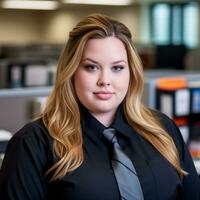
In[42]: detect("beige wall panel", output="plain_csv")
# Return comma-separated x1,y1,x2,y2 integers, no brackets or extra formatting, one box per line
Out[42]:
36,5,140,44
0,10,43,44
41,10,79,43
0,6,140,44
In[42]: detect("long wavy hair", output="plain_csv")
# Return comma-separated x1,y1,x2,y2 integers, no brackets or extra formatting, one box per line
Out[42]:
42,13,186,181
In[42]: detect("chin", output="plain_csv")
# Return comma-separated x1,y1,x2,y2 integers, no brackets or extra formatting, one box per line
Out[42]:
93,106,117,114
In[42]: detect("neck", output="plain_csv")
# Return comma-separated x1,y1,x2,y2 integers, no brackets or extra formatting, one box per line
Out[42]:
90,111,116,127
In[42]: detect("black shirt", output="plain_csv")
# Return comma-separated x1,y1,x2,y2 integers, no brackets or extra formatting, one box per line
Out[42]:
0,107,199,200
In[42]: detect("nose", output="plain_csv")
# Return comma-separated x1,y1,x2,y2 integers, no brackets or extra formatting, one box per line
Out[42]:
97,71,111,87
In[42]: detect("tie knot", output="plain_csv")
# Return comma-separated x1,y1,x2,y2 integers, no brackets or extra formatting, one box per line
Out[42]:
102,128,117,144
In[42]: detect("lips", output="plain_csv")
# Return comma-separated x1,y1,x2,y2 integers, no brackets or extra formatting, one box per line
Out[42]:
93,92,114,100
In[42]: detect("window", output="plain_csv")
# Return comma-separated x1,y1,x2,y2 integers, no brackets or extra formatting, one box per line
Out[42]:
151,2,199,48
183,3,199,48
172,5,182,45
152,4,170,44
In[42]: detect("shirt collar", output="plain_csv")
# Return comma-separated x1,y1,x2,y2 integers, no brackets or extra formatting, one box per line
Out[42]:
80,104,134,141
111,104,134,138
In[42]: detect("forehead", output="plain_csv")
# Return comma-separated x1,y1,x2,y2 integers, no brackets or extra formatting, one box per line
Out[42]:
82,36,127,60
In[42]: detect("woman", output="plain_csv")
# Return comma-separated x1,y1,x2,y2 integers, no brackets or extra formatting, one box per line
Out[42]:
0,14,199,200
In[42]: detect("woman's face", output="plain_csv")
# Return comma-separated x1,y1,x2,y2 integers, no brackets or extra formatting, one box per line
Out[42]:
74,36,130,122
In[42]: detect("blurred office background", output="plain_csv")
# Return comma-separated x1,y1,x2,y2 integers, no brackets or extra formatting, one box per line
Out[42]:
0,0,200,172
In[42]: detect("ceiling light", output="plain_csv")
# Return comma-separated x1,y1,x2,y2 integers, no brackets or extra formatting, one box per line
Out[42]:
2,0,59,10
62,0,132,6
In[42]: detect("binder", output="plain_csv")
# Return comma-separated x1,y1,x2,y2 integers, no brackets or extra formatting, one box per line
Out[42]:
7,62,25,88
10,65,22,88
190,121,200,141
0,129,12,153
156,77,190,118
174,89,190,116
25,64,49,87
189,141,200,161
188,82,200,114
174,118,189,143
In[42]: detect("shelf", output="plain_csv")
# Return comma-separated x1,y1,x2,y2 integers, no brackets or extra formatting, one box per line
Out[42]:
0,86,52,98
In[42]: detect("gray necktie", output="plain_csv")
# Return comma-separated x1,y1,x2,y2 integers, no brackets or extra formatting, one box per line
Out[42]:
103,128,144,200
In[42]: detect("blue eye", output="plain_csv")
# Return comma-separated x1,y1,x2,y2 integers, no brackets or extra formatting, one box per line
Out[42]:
84,64,98,71
112,66,124,72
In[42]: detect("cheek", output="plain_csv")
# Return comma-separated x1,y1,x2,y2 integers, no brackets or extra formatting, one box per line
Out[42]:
116,72,130,92
74,71,93,93
74,74,84,93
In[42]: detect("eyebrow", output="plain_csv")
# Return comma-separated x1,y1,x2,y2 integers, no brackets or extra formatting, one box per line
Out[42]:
82,58,127,64
82,58,99,64
112,60,127,64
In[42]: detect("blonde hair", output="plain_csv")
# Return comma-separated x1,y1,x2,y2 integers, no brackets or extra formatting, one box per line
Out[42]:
42,13,186,181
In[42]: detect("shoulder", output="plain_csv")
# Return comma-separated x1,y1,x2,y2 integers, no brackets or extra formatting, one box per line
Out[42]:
151,109,183,139
151,109,179,132
8,118,52,154
0,119,52,199
150,108,185,159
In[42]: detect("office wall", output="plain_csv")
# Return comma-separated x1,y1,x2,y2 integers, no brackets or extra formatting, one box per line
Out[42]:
0,10,43,44
0,5,140,44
